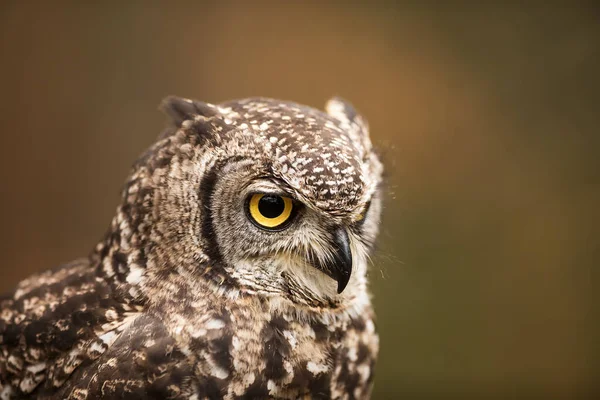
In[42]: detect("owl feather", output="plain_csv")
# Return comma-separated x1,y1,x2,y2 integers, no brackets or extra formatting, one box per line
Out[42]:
0,97,382,399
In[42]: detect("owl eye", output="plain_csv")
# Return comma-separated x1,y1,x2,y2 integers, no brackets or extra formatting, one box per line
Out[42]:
355,200,371,224
247,193,295,230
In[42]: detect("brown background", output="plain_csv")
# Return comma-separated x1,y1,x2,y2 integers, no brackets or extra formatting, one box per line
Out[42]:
0,1,598,398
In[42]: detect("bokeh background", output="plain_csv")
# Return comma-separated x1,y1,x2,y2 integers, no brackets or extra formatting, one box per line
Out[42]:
1,1,598,398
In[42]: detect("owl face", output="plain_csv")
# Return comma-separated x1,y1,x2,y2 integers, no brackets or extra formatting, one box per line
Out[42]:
140,97,382,308
208,163,382,305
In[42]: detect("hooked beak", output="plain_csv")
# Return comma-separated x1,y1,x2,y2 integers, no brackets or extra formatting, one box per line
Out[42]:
319,227,353,294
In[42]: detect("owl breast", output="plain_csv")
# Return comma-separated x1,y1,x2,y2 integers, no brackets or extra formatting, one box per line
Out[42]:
157,291,378,399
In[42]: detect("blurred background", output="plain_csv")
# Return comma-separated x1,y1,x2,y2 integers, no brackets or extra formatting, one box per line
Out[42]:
1,1,598,398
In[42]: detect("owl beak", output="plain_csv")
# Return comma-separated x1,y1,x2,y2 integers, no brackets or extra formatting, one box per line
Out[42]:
327,227,353,294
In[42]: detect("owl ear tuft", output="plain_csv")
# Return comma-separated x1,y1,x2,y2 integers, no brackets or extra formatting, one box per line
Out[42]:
160,96,219,128
325,97,369,137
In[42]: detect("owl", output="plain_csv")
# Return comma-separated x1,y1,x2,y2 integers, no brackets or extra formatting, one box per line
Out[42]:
0,96,383,399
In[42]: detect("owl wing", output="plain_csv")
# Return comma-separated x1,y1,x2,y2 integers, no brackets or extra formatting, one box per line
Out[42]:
0,259,144,398
49,313,194,399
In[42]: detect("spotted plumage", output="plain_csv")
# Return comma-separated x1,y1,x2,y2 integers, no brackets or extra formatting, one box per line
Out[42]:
1,96,383,399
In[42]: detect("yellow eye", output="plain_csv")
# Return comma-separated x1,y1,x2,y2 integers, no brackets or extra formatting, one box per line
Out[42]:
355,201,371,224
247,193,294,230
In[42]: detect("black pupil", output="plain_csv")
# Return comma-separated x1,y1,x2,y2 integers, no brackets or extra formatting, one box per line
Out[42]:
258,195,285,218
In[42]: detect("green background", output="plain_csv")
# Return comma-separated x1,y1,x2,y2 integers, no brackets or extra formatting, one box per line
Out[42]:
0,2,597,398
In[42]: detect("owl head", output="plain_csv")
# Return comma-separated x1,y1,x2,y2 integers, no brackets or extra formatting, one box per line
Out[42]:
111,97,383,310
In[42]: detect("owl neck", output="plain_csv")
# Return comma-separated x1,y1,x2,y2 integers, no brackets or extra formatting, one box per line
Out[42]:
90,244,372,327
138,259,374,326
